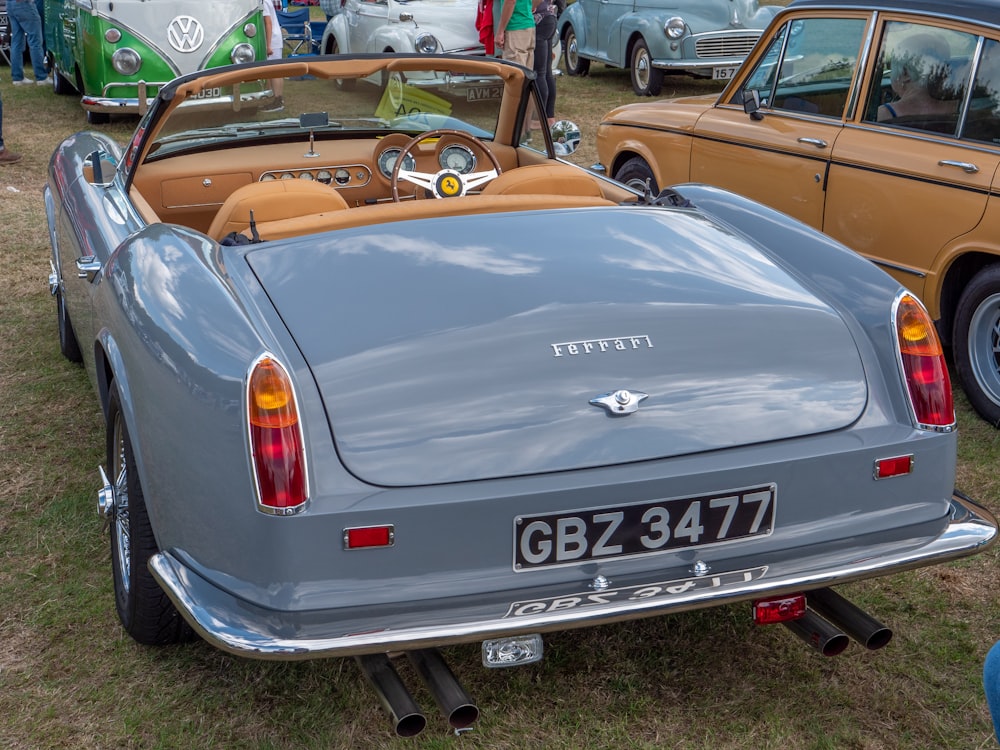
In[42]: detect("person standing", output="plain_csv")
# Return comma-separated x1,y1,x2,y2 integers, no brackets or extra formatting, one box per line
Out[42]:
261,0,285,109
9,0,48,86
494,0,534,68
532,0,557,127
0,90,23,164
987,640,1000,743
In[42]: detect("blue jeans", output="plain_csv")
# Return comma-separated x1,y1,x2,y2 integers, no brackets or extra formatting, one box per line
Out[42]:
987,640,1000,743
9,0,47,82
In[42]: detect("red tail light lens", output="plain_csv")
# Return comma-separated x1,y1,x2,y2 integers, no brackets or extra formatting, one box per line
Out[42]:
753,594,807,625
894,294,954,430
248,355,308,514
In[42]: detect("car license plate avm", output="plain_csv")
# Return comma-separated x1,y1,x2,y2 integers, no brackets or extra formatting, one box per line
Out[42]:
467,85,502,102
712,65,738,80
514,484,775,571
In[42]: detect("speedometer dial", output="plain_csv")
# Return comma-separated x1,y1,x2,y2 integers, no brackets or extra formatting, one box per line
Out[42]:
378,147,416,178
439,144,476,174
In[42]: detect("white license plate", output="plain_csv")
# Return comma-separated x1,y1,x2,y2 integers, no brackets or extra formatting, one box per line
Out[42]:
513,484,775,570
712,66,739,80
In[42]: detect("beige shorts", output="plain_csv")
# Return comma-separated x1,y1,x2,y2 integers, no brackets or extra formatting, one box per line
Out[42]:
503,28,536,69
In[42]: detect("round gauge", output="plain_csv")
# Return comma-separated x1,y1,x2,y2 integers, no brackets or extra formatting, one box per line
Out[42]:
439,144,476,174
334,168,350,185
260,172,276,181
281,172,296,180
316,169,333,184
298,171,314,180
378,147,416,178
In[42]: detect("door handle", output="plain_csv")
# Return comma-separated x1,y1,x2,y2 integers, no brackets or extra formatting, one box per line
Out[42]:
938,159,979,174
76,256,102,283
797,137,828,148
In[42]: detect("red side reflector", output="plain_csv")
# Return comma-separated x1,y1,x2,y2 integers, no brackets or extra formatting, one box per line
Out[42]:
344,525,394,550
874,454,913,480
753,594,807,625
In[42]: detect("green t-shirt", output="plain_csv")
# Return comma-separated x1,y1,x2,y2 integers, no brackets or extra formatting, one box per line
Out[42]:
494,0,535,33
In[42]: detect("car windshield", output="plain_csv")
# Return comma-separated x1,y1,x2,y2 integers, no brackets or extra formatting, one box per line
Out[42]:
147,60,507,160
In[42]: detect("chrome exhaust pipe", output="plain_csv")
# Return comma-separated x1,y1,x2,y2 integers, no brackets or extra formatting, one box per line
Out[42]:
407,648,480,730
808,587,893,650
355,654,427,738
783,609,850,656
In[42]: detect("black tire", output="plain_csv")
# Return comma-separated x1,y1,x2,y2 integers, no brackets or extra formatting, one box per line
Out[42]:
329,38,356,90
55,287,83,363
953,265,1000,426
562,26,590,76
107,387,194,645
614,156,659,194
630,38,663,97
86,110,111,125
48,55,77,95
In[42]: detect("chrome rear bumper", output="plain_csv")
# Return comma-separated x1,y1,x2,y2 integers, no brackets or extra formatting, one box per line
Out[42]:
149,491,997,660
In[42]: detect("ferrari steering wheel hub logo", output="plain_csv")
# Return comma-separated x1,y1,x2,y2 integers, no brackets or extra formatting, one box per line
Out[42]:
436,171,463,198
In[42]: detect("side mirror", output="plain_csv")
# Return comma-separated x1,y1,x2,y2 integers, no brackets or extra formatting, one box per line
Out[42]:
743,89,765,121
550,119,581,155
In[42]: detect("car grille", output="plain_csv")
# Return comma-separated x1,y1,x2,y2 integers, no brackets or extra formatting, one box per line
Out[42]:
695,34,760,60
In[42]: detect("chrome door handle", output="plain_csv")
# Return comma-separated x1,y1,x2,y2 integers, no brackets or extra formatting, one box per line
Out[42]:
797,137,827,148
938,159,979,174
76,256,102,283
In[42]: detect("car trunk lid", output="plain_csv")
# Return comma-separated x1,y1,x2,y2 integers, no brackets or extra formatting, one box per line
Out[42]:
246,206,868,486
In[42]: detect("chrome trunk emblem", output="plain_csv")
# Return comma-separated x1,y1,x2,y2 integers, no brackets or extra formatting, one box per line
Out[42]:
589,389,648,416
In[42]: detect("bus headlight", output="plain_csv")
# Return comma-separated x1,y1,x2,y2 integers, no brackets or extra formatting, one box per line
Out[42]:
112,48,142,76
231,43,256,64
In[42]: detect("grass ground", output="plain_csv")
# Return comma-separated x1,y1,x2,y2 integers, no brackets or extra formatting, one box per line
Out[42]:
0,52,998,749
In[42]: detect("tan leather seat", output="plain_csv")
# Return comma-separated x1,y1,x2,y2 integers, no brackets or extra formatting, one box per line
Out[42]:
207,180,349,241
480,163,606,198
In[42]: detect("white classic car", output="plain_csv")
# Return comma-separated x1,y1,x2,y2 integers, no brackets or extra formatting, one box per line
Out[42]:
319,0,485,59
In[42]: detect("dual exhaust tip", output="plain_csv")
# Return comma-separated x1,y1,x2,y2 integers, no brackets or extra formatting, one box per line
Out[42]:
359,588,889,735
356,648,478,738
783,587,893,657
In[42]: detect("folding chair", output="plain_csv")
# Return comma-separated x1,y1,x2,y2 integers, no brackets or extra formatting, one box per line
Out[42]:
277,7,318,57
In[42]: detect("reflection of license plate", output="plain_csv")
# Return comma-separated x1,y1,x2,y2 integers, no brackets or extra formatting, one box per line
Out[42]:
467,85,502,102
505,566,769,617
712,66,738,80
191,87,223,100
513,484,775,571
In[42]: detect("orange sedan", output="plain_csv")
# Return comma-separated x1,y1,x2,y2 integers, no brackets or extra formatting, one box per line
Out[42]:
597,0,1000,426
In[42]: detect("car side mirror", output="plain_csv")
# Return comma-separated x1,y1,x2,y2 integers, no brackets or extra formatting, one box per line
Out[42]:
743,89,765,121
550,119,581,155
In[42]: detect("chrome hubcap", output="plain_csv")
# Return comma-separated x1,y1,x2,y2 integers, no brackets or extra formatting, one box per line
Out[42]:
969,292,1000,407
635,49,650,90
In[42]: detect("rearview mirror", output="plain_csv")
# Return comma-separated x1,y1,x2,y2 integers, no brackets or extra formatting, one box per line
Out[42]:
300,112,330,129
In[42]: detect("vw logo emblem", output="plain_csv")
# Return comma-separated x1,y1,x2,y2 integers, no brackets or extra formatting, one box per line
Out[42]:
167,16,205,53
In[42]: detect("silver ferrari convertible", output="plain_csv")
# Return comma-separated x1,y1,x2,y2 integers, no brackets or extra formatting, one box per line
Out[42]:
45,53,997,736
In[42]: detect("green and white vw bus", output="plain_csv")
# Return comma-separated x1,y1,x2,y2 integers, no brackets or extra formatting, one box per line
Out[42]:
44,0,268,123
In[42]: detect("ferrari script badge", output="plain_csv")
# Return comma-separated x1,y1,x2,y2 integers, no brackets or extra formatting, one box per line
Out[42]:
589,389,648,416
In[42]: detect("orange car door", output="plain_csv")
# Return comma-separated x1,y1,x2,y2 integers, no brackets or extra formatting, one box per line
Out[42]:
825,21,1000,301
691,15,870,229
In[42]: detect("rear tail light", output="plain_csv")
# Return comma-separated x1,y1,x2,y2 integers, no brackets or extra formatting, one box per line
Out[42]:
753,594,807,624
247,354,308,515
893,293,954,431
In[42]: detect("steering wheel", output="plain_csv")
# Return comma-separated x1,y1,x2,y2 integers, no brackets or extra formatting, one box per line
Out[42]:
390,129,503,201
